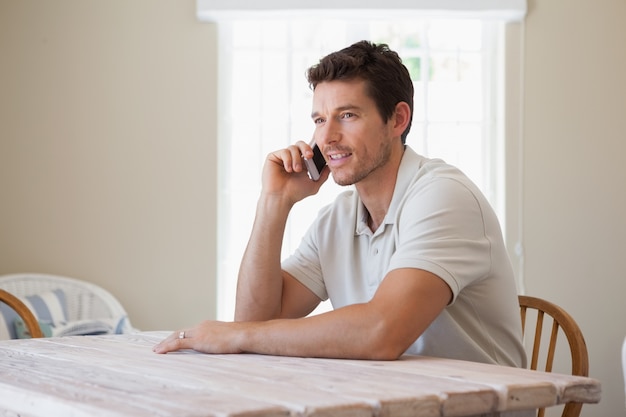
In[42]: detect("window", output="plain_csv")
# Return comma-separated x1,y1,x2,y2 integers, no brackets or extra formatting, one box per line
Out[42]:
214,18,509,320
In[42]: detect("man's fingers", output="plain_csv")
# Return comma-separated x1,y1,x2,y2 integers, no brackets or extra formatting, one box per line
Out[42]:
153,329,190,354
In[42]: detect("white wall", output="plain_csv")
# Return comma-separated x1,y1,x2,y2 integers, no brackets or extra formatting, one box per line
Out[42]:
0,0,625,415
0,0,218,331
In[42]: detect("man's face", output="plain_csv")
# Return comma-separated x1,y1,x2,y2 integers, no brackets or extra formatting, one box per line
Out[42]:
311,79,395,186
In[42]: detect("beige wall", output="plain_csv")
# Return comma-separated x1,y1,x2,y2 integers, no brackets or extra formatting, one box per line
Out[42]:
519,1,626,416
1,0,625,416
0,0,218,331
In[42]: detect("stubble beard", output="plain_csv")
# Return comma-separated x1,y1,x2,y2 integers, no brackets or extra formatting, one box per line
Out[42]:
332,139,393,187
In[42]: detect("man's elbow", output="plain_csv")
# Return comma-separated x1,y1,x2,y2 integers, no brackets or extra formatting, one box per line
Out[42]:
368,348,404,361
365,327,414,360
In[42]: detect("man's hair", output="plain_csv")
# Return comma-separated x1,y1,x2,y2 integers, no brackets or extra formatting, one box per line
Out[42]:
306,40,414,144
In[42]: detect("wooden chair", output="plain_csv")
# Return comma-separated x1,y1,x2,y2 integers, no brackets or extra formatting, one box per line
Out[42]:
0,289,44,338
519,295,589,417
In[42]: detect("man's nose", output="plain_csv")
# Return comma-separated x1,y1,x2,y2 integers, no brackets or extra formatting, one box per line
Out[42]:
317,119,340,146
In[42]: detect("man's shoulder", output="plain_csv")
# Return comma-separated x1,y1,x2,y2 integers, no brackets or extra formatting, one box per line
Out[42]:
400,150,481,201
318,188,358,219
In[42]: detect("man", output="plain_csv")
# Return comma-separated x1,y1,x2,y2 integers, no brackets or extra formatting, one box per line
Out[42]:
155,41,526,367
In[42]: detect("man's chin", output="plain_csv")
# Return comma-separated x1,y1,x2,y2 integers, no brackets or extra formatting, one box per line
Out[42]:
332,171,366,187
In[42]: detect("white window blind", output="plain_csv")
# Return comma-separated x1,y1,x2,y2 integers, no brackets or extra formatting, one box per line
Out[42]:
202,4,525,321
197,0,527,21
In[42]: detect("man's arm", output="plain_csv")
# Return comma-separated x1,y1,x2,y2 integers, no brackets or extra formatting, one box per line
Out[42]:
154,268,452,360
234,142,330,322
235,194,322,321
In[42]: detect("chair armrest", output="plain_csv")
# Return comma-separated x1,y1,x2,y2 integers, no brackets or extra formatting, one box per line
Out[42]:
0,289,44,338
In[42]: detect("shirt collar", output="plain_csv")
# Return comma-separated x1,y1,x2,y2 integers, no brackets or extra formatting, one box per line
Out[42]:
354,146,421,236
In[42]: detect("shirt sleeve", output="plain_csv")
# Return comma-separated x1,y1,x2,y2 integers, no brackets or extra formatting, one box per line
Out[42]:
282,208,330,301
387,176,493,303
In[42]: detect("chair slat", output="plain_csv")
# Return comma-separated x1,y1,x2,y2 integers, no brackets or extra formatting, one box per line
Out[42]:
530,310,544,371
519,295,589,417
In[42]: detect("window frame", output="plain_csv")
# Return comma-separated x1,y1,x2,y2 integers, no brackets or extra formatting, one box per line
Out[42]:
210,15,525,321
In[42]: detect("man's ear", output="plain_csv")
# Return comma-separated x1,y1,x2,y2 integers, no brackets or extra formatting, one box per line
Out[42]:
392,102,411,136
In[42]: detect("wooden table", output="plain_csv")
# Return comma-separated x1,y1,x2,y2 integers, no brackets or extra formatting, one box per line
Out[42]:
0,332,600,417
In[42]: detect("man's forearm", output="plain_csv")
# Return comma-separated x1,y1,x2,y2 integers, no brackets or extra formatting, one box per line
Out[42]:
235,194,293,321
236,304,404,360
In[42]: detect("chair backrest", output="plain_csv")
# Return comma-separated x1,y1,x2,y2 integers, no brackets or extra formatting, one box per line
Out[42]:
0,273,134,340
0,289,44,338
519,295,589,417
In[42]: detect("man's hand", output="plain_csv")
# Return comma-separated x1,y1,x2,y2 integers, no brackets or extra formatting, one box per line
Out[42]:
153,321,246,354
262,141,330,206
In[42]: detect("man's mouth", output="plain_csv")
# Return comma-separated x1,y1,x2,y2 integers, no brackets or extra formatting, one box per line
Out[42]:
329,153,351,160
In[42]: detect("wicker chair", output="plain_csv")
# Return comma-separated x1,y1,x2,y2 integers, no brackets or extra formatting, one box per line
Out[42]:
0,273,134,340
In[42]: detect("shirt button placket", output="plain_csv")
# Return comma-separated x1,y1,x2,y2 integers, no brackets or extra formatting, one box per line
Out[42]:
367,237,380,287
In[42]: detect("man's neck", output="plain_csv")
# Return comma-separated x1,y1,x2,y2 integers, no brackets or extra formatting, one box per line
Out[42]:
356,143,405,232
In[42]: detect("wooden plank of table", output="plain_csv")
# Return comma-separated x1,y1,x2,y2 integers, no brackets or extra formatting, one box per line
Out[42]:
0,335,443,417
207,351,499,417
0,332,495,417
2,338,371,417
0,332,601,417
157,333,507,417
315,354,601,412
0,334,303,417
0,333,413,417
0,342,291,417
219,350,545,416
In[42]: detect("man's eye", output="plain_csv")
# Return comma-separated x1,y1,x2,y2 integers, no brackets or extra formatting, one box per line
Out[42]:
341,112,355,119
314,118,325,124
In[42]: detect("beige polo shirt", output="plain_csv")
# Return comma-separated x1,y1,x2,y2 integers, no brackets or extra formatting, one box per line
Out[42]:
282,146,526,367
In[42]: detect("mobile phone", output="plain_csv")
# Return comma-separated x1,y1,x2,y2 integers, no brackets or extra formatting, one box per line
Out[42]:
304,141,327,181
